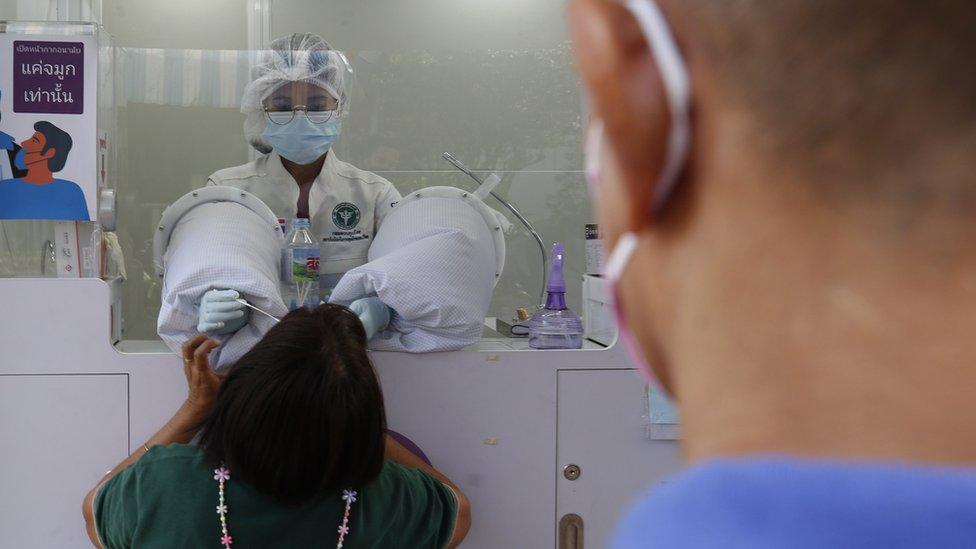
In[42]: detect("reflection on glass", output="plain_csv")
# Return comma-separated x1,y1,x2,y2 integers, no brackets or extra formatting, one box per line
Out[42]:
103,1,589,343
265,108,337,125
0,220,103,278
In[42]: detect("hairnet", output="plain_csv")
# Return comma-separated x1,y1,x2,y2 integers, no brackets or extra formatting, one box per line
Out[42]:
242,32,353,153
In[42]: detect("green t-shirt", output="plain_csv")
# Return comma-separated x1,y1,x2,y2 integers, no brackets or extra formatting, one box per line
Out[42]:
94,444,457,548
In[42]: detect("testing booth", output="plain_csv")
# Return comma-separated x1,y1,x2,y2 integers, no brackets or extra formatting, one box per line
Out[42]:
0,4,681,548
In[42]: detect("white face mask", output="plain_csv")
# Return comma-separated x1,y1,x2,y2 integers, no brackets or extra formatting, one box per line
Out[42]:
584,0,692,387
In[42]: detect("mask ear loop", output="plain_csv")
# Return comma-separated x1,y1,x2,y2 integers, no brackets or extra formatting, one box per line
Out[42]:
624,0,692,214
584,119,604,194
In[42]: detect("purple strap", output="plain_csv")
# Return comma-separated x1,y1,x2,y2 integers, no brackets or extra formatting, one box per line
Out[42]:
387,429,431,466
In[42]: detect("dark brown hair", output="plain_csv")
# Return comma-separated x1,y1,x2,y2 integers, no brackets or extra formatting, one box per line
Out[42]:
198,304,386,505
681,0,976,203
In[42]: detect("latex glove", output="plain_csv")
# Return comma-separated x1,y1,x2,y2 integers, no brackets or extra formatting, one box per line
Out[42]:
349,297,392,341
0,131,15,151
198,289,250,335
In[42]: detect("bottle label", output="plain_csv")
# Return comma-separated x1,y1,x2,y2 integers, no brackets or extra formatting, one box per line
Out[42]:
290,247,320,283
280,249,291,283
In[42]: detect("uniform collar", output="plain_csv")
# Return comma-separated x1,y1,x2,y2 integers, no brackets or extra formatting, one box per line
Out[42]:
263,151,340,187
317,151,340,185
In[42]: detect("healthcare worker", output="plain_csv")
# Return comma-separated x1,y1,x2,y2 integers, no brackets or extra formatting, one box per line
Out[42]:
570,0,976,547
201,33,399,336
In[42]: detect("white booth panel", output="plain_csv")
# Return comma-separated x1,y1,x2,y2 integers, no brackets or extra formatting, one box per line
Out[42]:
0,281,666,548
0,374,129,549
374,350,559,548
556,369,682,547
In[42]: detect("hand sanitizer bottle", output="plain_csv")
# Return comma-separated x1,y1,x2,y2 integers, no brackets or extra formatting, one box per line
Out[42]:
529,243,584,349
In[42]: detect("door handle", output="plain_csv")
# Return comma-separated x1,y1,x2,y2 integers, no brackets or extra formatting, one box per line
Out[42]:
559,513,584,549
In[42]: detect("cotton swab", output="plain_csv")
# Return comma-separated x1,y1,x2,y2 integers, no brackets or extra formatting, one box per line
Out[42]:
234,299,281,323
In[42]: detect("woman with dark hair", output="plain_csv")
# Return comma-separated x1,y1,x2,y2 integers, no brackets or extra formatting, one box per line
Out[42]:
83,304,470,548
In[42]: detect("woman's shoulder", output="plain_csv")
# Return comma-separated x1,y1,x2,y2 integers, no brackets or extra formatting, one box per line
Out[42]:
97,445,212,514
135,443,209,475
121,445,217,507
360,461,459,545
367,461,457,515
372,460,419,483
328,154,393,189
143,442,203,459
207,155,270,185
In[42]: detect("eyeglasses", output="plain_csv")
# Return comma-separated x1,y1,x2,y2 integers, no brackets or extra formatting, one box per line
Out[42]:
264,105,338,125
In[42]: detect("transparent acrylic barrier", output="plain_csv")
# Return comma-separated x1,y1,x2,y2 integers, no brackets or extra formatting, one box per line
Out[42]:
0,220,103,278
0,18,116,281
0,1,102,23
96,0,593,344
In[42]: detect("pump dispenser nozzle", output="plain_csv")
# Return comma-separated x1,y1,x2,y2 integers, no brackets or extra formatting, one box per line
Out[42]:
544,243,568,310
547,243,567,294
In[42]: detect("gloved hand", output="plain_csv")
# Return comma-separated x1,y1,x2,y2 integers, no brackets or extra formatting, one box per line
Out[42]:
0,131,15,151
349,297,392,341
198,289,250,335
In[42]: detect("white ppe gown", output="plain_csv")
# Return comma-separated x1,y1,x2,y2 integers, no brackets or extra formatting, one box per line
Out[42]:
207,151,401,279
157,185,505,360
329,187,507,353
156,197,287,370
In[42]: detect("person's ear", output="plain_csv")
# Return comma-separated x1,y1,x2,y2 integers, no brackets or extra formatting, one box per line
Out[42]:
569,0,672,233
42,148,56,161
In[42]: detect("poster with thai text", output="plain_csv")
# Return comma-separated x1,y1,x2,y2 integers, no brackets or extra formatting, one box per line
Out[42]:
0,33,97,221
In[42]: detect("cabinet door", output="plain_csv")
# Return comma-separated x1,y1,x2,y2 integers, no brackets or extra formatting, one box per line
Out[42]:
0,375,128,549
556,369,682,548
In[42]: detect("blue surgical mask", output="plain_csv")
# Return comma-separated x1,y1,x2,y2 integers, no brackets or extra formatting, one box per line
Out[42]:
14,148,25,170
262,116,341,165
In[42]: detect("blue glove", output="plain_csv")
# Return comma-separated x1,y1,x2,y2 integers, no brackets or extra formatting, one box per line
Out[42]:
0,132,15,151
198,289,250,335
349,297,392,341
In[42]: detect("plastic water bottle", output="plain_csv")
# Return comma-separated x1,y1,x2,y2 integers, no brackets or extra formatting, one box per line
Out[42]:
283,218,320,310
529,243,584,349
278,218,290,301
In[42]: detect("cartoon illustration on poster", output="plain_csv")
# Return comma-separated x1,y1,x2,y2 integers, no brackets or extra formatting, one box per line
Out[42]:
0,91,26,182
0,38,94,221
0,119,86,220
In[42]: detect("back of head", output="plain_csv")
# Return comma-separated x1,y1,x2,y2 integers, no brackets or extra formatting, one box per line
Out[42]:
678,0,976,207
199,304,386,505
570,0,976,463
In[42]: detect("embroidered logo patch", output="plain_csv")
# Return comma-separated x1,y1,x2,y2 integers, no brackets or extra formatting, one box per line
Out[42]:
332,202,361,230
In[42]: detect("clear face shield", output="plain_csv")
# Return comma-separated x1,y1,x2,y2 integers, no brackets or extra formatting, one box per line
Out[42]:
262,81,341,126
243,43,353,154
